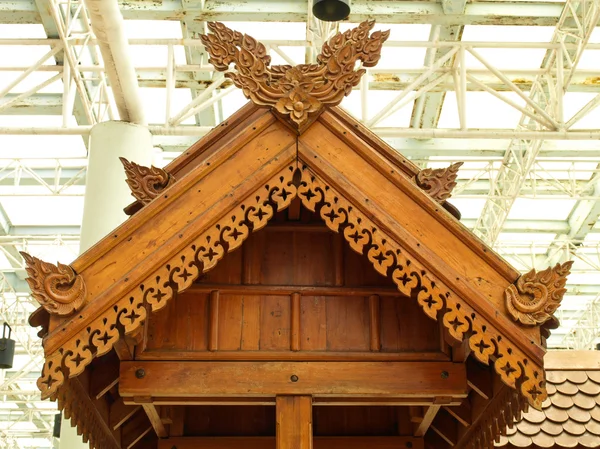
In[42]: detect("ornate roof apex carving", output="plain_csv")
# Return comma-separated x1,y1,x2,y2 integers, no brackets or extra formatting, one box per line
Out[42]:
415,161,464,203
200,20,390,130
20,252,87,316
120,157,175,206
505,261,574,326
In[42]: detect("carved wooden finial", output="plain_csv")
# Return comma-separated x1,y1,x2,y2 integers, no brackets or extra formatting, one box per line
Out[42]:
200,20,390,129
120,157,175,206
415,161,464,202
505,261,573,326
20,252,87,316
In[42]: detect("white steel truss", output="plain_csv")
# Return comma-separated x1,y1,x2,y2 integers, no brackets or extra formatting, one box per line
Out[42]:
1,1,600,447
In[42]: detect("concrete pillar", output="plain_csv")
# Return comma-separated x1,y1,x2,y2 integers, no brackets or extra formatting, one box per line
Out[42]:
58,121,152,448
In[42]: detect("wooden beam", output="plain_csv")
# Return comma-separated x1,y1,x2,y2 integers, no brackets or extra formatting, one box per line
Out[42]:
414,405,441,437
466,357,492,400
109,397,141,430
121,409,153,449
123,396,463,407
120,361,467,398
113,339,134,360
444,400,471,427
138,399,168,438
136,349,450,362
451,339,470,363
431,408,458,446
187,283,402,297
158,437,425,449
277,396,312,449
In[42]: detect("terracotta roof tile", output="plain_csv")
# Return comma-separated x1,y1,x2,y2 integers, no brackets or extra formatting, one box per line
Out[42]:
531,431,555,447
496,359,600,448
565,371,588,384
579,379,600,395
555,381,578,395
587,371,600,383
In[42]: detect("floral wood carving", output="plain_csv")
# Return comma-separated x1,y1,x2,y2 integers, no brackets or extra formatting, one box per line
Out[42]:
505,261,573,326
36,164,547,411
20,252,87,316
415,161,464,202
296,166,547,410
120,157,176,205
199,20,390,129
36,165,298,400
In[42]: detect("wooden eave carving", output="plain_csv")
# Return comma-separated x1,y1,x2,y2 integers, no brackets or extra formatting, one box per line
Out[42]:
120,157,176,215
25,105,569,414
505,261,573,326
415,161,464,203
199,20,389,132
20,252,87,316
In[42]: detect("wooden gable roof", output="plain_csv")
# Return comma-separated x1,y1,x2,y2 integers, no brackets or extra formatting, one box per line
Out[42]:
22,21,573,449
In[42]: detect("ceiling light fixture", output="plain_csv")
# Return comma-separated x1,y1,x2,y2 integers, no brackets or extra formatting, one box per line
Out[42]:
312,0,351,22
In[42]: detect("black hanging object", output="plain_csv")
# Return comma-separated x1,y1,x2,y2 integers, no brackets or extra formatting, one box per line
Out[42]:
53,412,62,438
0,323,15,369
312,0,351,22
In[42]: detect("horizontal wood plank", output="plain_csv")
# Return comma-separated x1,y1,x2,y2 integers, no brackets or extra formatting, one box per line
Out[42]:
122,396,463,406
136,350,449,362
120,361,467,398
158,436,424,449
187,283,404,297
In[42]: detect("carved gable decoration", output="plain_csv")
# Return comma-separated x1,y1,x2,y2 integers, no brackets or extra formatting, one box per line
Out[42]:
22,21,572,449
505,261,573,326
200,21,389,130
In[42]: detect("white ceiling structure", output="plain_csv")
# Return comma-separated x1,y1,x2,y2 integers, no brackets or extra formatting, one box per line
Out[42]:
1,0,600,447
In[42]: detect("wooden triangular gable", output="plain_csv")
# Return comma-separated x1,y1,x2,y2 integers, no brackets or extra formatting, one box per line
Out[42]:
23,21,573,449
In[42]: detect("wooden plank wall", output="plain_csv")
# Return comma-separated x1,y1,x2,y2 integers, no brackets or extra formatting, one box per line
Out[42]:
140,206,444,358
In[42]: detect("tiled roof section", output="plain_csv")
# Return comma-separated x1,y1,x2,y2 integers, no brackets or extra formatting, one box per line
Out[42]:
496,352,600,448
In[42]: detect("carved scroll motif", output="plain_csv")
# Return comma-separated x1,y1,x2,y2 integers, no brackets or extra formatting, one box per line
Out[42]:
200,20,390,128
20,252,87,316
505,261,573,326
415,161,464,202
120,157,176,205
36,166,298,400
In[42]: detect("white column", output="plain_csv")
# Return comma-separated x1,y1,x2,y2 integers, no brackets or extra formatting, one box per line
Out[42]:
59,121,152,448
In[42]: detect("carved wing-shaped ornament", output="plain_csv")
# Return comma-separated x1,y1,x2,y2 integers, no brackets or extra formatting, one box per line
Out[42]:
20,252,87,316
505,261,573,326
120,157,175,205
200,20,390,128
415,162,464,202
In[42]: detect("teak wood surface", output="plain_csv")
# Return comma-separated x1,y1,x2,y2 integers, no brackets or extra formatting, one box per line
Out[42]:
157,436,424,449
35,101,550,449
119,361,467,398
